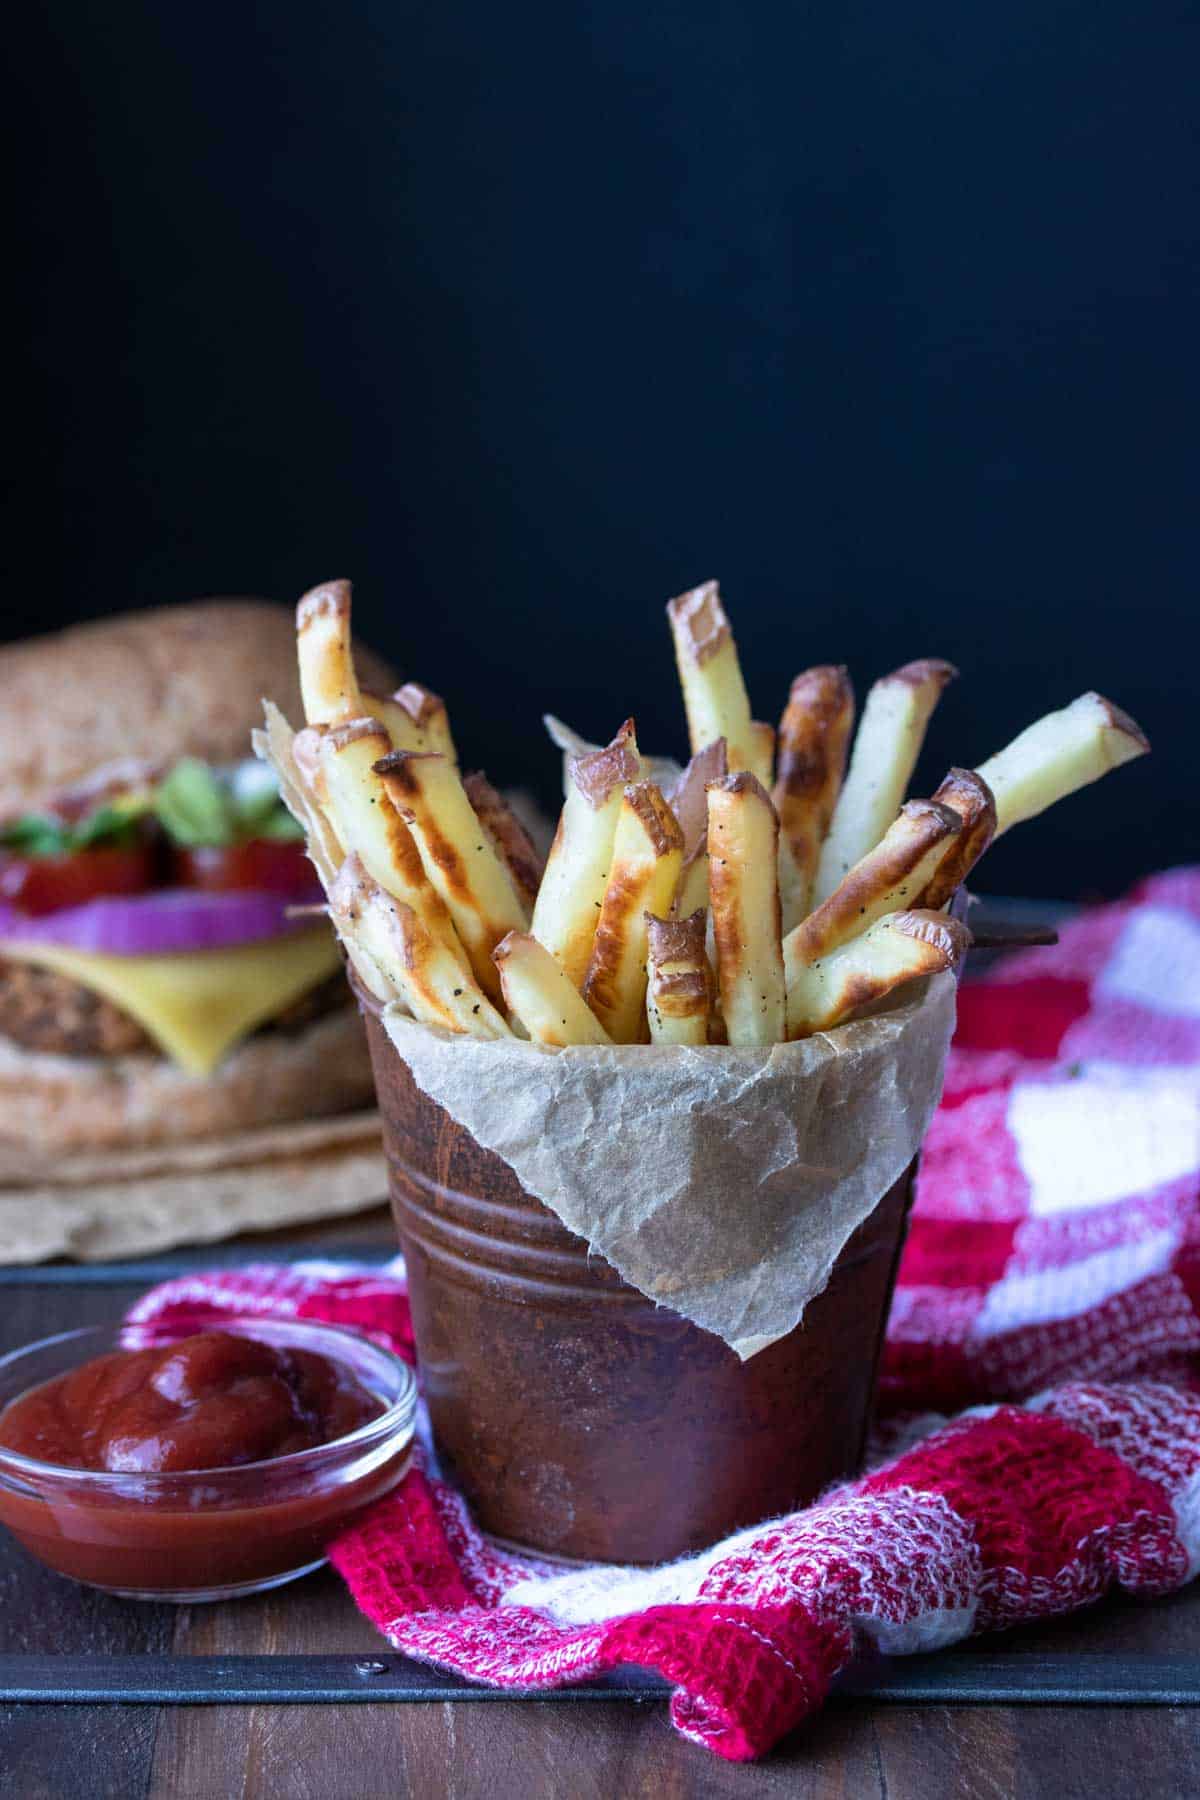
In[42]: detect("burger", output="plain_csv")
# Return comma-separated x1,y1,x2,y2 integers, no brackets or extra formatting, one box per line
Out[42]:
0,600,393,1163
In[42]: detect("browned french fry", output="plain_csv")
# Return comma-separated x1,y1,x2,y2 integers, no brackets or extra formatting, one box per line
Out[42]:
583,783,684,1041
786,909,971,1038
493,931,612,1046
667,581,761,775
385,682,458,763
463,771,544,909
375,750,528,1003
543,713,679,795
329,856,509,1037
667,739,727,921
320,720,468,967
296,580,365,725
785,799,961,986
645,909,712,1046
773,665,855,931
976,693,1150,836
812,658,957,904
531,720,642,988
918,768,997,908
707,772,785,1046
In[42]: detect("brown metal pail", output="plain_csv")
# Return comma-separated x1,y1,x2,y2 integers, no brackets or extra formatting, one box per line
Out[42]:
355,981,915,1564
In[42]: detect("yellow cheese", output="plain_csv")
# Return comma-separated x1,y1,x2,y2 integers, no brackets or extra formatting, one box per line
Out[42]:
2,929,343,1076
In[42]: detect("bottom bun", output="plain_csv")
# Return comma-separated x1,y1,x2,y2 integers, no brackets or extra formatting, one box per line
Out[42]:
0,1005,377,1167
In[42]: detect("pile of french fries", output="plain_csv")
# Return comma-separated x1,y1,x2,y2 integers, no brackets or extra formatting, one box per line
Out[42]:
286,578,1149,1048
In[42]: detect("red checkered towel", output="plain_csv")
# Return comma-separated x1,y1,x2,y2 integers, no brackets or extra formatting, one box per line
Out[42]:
128,870,1200,1761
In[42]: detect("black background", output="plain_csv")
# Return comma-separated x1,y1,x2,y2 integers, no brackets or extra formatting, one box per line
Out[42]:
9,3,1196,896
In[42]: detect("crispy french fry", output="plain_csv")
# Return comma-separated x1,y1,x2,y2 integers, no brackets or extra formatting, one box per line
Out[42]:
375,751,529,1003
773,665,855,931
543,715,679,796
707,772,785,1046
812,658,957,904
919,768,997,908
668,739,729,863
463,771,544,908
493,931,612,1046
645,909,712,1046
530,720,642,988
583,783,684,1041
296,580,365,725
976,693,1150,837
785,799,961,987
667,739,727,921
320,720,468,967
786,909,971,1038
667,581,761,775
329,856,509,1037
380,683,458,763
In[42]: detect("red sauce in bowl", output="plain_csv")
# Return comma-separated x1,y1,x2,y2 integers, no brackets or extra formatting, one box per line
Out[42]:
0,1325,414,1601
0,1331,382,1473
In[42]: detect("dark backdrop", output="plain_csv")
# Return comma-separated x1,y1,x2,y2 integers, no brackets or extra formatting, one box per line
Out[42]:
9,2,1197,896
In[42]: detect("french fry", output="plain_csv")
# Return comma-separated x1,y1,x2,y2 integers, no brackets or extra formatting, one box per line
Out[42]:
375,750,529,1004
786,909,971,1039
918,768,997,908
530,719,642,988
976,693,1150,837
463,772,545,909
674,856,710,920
493,931,612,1046
543,715,679,795
707,772,785,1046
747,721,775,789
785,799,961,987
296,580,364,725
320,720,468,968
812,658,957,905
667,581,761,775
378,682,458,763
773,665,856,931
645,910,712,1046
329,856,509,1038
583,783,684,1041
667,739,727,921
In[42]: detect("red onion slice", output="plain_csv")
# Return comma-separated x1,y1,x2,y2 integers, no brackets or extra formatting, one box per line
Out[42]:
0,888,326,956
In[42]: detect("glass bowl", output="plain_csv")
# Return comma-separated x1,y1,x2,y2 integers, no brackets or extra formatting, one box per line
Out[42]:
0,1316,416,1602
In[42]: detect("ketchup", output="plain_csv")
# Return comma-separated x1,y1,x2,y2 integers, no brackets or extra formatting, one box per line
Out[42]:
0,1332,382,1473
0,1331,411,1599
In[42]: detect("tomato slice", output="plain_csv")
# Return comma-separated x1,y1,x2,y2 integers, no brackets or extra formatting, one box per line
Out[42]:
0,844,157,916
175,840,318,897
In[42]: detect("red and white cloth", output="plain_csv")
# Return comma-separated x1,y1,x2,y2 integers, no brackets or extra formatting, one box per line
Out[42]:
129,870,1200,1761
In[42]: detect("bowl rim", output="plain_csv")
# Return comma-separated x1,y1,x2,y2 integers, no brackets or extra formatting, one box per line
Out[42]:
0,1315,417,1492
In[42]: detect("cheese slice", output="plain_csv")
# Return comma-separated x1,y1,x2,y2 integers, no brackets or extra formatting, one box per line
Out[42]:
1,929,343,1076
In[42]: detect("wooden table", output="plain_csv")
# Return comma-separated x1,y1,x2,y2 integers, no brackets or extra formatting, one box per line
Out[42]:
2,1211,1199,1799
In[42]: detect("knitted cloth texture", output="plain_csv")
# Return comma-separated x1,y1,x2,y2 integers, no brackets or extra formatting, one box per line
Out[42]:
127,870,1200,1761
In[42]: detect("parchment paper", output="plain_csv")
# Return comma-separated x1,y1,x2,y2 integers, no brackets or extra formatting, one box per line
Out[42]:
383,973,956,1359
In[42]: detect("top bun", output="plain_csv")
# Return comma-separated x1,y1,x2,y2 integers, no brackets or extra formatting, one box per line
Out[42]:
0,598,396,817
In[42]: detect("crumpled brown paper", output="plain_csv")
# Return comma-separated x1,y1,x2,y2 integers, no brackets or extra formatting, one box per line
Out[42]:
383,973,956,1359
